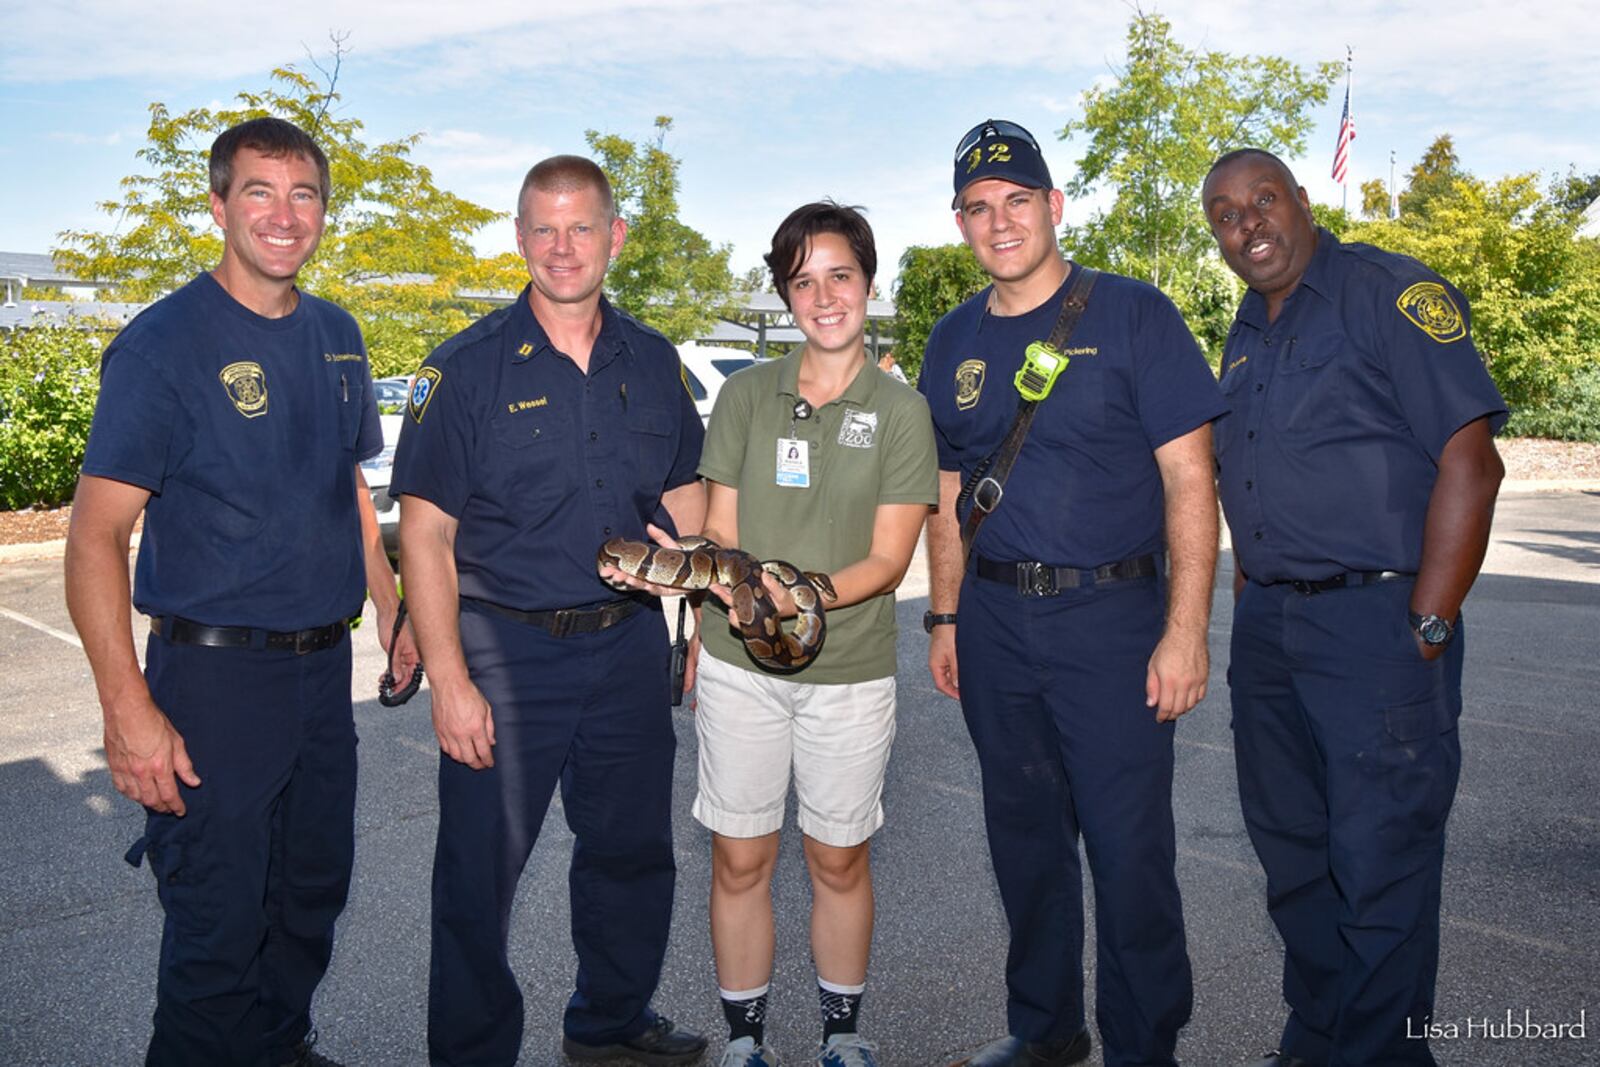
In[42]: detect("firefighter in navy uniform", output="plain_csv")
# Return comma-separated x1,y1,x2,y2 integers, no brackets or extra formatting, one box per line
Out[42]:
391,155,707,1067
1201,149,1506,1067
920,119,1226,1067
65,117,415,1067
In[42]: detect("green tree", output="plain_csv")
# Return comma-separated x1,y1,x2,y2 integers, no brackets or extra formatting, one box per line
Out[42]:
1058,11,1340,355
1349,168,1600,430
891,243,990,380
1398,134,1463,217
55,49,524,377
1359,177,1391,219
586,116,735,343
1552,168,1600,219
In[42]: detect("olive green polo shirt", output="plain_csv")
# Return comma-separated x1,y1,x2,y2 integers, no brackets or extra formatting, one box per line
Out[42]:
698,347,939,684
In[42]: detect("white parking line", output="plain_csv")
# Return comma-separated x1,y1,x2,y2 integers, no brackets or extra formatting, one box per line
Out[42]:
0,605,82,649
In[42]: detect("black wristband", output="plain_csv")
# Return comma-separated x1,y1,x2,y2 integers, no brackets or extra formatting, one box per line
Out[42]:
923,611,958,634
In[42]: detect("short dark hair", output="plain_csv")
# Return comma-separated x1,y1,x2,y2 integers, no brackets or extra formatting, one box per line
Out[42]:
209,117,331,203
518,155,615,221
1206,147,1295,183
764,200,877,309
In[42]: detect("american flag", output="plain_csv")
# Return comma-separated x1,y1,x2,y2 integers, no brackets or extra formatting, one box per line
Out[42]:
1331,85,1355,184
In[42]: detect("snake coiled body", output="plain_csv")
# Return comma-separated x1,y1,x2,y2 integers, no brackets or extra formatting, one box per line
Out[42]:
598,536,837,673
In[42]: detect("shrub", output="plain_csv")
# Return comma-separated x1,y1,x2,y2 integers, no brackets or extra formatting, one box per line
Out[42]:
0,326,108,509
1504,364,1600,442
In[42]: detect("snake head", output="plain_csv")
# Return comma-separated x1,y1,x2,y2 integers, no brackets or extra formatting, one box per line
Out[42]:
804,572,839,602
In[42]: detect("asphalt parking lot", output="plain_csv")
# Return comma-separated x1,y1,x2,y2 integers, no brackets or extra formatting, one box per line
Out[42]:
0,489,1595,1066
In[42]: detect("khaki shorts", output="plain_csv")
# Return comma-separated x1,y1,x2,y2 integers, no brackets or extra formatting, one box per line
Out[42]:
692,651,897,848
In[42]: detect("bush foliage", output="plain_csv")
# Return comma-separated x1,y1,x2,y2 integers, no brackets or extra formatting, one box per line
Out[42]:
0,326,107,509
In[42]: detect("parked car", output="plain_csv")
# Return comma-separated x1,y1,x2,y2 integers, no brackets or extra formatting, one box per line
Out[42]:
677,343,758,425
360,413,404,560
373,375,411,414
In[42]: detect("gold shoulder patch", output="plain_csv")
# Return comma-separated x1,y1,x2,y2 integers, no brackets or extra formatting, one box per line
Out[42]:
955,359,986,411
1396,282,1466,344
219,361,268,418
409,367,443,423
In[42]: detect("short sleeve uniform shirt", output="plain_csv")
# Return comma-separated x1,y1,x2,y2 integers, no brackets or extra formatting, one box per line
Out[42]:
390,289,704,611
919,268,1227,568
81,273,381,630
1214,229,1508,582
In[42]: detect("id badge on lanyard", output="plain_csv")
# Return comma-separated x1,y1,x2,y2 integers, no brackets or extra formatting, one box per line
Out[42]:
776,397,814,488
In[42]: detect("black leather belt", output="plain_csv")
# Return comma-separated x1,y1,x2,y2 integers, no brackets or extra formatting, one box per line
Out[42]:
463,596,642,637
1276,570,1415,595
151,615,348,654
974,553,1161,597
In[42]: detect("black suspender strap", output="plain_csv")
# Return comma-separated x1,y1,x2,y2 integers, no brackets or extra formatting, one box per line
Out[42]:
957,266,1099,562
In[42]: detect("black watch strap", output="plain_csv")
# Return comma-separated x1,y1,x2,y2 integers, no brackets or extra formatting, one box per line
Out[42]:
923,611,958,634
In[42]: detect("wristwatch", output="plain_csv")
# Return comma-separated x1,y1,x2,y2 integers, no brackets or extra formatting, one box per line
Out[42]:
923,611,958,634
1407,611,1455,648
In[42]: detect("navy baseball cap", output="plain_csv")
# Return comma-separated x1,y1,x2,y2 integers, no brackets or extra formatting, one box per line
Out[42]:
951,119,1053,208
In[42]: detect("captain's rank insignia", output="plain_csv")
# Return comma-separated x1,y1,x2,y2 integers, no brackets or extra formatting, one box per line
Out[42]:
219,361,269,418
1396,282,1466,344
955,359,986,411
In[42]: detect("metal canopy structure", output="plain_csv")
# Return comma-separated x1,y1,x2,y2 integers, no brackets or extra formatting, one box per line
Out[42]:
710,291,898,358
0,251,99,308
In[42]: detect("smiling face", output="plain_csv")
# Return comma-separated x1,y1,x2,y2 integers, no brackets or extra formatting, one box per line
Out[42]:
1202,153,1319,318
954,177,1065,287
787,231,870,357
515,182,626,311
209,147,326,306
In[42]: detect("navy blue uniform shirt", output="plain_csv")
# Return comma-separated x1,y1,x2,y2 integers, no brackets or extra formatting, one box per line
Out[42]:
919,267,1227,568
81,273,381,630
1215,228,1508,583
391,288,704,611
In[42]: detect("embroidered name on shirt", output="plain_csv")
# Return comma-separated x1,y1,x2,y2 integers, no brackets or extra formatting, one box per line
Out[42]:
507,396,549,413
1225,355,1249,375
1060,346,1098,357
323,352,364,363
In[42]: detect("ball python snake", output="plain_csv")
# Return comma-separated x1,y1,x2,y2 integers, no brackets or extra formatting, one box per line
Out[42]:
597,536,837,673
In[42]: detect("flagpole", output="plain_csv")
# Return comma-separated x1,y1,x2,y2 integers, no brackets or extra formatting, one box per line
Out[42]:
1342,46,1352,214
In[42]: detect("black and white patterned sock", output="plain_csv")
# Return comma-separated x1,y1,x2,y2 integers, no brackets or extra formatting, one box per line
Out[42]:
720,983,770,1044
818,977,865,1040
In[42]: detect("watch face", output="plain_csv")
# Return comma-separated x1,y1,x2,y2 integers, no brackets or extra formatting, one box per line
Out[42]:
1418,615,1452,645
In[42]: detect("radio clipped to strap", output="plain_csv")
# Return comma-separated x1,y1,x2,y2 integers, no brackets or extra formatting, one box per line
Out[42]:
1015,341,1071,403
957,266,1100,562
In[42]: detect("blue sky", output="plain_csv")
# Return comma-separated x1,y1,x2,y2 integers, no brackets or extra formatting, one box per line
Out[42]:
3,1,1597,291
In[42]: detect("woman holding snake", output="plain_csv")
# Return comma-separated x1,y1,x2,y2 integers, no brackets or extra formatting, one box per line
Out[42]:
633,202,936,1067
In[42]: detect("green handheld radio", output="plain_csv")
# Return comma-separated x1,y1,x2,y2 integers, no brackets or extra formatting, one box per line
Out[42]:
1014,341,1070,402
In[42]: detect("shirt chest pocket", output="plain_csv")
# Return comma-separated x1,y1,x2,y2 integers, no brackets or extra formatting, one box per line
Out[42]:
1268,333,1346,436
488,407,570,505
627,403,676,488
1031,355,1108,446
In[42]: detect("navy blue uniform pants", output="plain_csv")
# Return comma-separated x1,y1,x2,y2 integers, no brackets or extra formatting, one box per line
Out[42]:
428,602,676,1067
956,572,1192,1067
1229,579,1463,1067
137,631,357,1067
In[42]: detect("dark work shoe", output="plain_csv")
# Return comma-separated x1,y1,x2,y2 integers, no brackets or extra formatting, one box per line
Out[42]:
277,1030,345,1067
564,1013,710,1066
955,1030,1091,1067
1238,1054,1316,1067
